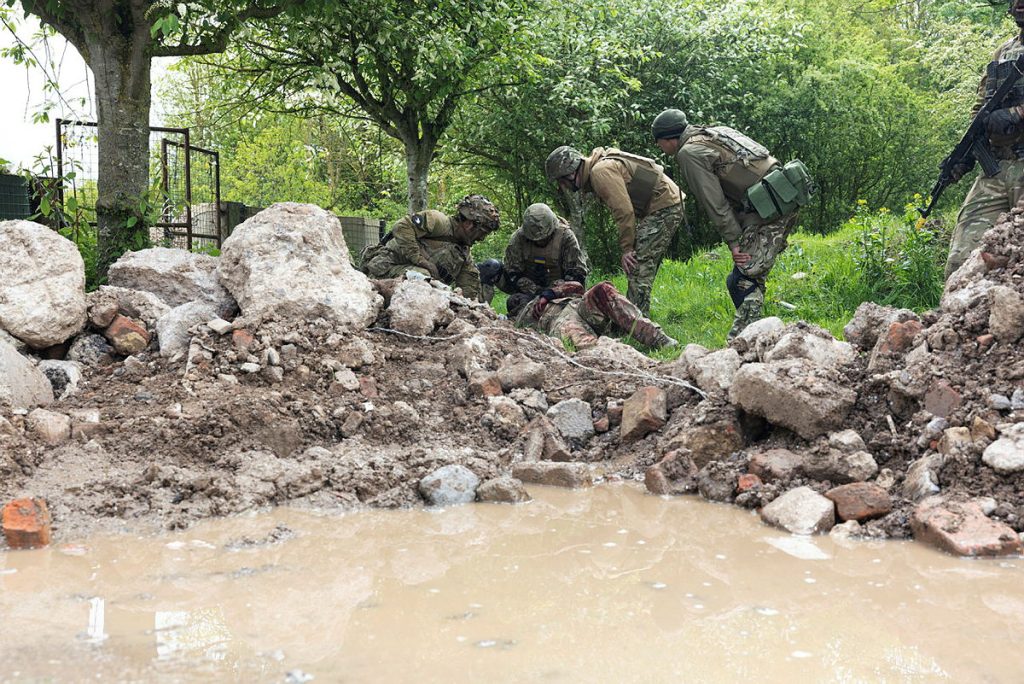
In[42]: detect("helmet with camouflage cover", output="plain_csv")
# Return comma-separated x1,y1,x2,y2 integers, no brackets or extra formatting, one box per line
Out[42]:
652,108,689,141
545,146,583,183
456,194,500,233
521,203,559,242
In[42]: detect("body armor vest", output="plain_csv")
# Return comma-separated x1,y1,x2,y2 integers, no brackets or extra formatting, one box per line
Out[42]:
688,126,780,203
603,150,663,214
524,229,566,286
986,39,1024,109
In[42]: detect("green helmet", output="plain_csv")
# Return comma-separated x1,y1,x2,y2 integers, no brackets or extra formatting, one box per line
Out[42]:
521,203,559,242
545,146,583,183
456,194,500,233
652,108,688,141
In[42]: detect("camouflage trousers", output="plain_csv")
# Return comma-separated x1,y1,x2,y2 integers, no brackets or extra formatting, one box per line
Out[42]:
727,212,797,340
515,282,674,349
945,158,1024,279
628,202,684,315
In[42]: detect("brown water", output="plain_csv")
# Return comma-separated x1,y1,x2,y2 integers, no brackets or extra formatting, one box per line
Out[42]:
2,483,1022,683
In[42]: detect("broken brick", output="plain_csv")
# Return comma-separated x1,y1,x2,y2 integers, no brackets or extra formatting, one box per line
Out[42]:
3,498,52,549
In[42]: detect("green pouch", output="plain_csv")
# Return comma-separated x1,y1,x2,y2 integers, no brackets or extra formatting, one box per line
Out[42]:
763,168,798,204
782,160,814,205
746,182,781,220
745,159,814,220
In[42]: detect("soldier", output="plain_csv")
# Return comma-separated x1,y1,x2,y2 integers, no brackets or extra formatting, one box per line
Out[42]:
544,145,684,314
652,108,812,338
944,0,1024,278
360,195,500,300
497,203,676,349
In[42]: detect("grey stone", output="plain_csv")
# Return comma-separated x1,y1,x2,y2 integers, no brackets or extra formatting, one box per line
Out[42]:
989,394,1012,411
67,333,114,366
90,286,171,329
497,355,545,390
828,429,866,453
690,348,742,394
418,464,481,506
843,302,917,350
511,461,593,488
988,285,1024,344
38,360,84,400
903,455,944,501
1012,389,1024,411
156,300,219,358
208,317,233,335
730,316,784,357
240,362,261,373
333,368,361,391
765,329,854,369
509,388,548,412
476,476,532,504
760,486,836,535
729,359,857,440
27,407,71,445
546,398,594,442
0,219,87,348
803,449,878,484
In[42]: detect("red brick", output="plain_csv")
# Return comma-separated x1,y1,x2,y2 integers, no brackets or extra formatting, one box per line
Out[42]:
359,376,379,399
911,499,1022,557
103,314,150,355
620,387,667,441
736,473,763,494
231,328,256,352
924,380,962,419
468,372,503,398
977,334,995,348
825,482,892,522
748,448,804,482
3,498,52,549
879,320,923,354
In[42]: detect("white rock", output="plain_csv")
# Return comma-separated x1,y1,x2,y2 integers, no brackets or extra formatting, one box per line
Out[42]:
388,279,452,335
982,423,1024,474
108,246,235,315
27,407,71,444
207,317,233,335
218,203,382,330
156,301,220,358
0,219,87,348
760,486,836,535
334,368,361,391
765,330,854,368
547,398,594,442
37,359,84,400
0,338,53,409
690,347,742,394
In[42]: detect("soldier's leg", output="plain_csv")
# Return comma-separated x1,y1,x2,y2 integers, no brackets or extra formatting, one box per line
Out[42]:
728,214,793,339
551,305,600,349
580,282,677,348
945,165,1019,279
627,203,683,314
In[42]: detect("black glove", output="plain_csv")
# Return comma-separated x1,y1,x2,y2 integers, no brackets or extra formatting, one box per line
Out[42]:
985,106,1024,136
477,258,503,286
941,155,975,183
538,289,557,301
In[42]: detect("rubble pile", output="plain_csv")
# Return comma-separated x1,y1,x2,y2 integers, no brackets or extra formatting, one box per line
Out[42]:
2,201,1023,558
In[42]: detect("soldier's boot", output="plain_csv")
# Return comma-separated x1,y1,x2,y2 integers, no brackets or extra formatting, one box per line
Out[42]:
583,282,676,348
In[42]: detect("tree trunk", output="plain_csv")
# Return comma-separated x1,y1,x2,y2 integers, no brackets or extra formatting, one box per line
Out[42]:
86,29,152,280
403,138,432,213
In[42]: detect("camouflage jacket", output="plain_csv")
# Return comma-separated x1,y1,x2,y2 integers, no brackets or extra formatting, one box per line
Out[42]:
503,224,588,295
384,209,480,298
973,34,1024,149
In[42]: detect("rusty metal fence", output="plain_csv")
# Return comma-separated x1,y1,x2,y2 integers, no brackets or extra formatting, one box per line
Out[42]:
56,119,221,250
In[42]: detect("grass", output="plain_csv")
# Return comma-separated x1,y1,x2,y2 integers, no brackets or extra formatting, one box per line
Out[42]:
494,202,951,360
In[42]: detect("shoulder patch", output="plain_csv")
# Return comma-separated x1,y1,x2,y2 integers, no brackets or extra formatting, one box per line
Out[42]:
411,213,424,227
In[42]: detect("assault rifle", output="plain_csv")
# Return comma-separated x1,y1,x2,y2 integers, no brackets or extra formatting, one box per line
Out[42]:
918,53,1024,219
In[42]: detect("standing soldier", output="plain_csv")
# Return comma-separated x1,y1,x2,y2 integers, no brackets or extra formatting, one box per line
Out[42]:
496,203,677,349
651,108,813,338
944,0,1024,278
544,145,684,314
360,195,500,300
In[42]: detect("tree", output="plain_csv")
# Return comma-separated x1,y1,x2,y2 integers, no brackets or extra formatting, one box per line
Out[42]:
6,0,301,277
229,0,534,213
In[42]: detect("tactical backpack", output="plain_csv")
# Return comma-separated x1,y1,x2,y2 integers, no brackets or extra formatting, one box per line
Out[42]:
691,127,814,221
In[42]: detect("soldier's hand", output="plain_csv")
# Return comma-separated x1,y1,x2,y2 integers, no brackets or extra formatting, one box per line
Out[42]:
985,106,1024,136
941,155,975,183
621,250,639,275
730,245,752,267
533,296,549,318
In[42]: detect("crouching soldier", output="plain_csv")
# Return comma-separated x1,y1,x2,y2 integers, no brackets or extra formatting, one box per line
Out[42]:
500,203,677,349
360,194,500,300
651,108,813,338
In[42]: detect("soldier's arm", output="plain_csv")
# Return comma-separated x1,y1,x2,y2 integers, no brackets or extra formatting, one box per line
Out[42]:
455,257,482,300
503,236,543,295
390,215,437,273
589,162,637,254
560,230,589,285
676,144,744,248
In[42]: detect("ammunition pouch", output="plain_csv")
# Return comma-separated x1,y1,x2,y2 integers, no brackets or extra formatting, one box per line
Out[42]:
746,160,815,221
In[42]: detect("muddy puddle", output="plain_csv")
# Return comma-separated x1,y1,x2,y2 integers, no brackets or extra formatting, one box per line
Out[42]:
2,483,1022,683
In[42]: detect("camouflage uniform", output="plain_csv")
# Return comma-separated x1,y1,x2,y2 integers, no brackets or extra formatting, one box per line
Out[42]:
577,147,685,314
513,281,676,349
673,126,797,338
504,217,588,296
946,35,1024,278
362,196,499,300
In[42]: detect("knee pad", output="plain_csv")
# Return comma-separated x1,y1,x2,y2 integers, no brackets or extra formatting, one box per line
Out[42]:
726,267,754,309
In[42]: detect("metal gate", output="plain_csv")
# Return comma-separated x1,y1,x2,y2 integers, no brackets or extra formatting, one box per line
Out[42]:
55,119,221,250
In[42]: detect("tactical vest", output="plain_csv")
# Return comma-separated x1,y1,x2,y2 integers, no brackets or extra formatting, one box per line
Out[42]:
603,150,663,215
986,39,1024,110
688,126,779,204
523,229,566,287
